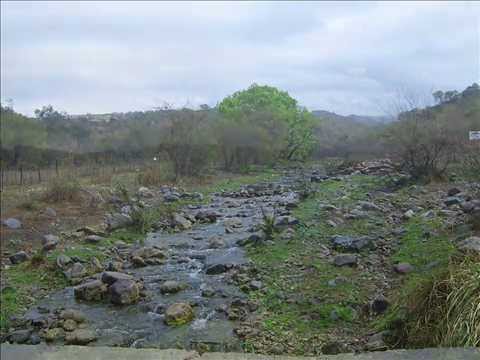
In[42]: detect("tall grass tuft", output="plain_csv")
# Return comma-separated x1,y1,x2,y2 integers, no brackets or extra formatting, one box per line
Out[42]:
42,176,82,202
397,252,480,347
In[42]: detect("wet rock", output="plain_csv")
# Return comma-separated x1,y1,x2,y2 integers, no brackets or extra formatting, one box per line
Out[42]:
224,218,242,229
77,226,107,237
459,236,480,253
8,329,32,344
195,210,220,223
44,327,65,342
131,247,166,260
345,209,369,220
280,227,296,240
74,280,108,301
106,213,133,231
331,235,373,252
64,262,87,281
2,218,22,229
371,295,390,314
208,235,226,249
60,309,86,323
64,329,97,345
164,303,194,326
42,234,59,252
101,271,134,285
172,214,192,230
393,262,414,274
109,279,140,305
445,196,462,206
85,235,104,244
159,280,186,294
56,254,72,270
131,256,146,267
201,286,215,297
9,251,29,265
206,263,233,275
62,319,77,332
333,254,358,267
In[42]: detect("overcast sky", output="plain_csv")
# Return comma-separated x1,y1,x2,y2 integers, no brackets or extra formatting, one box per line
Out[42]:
1,1,479,116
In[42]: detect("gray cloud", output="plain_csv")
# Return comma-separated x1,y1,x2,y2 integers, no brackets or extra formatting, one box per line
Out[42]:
1,1,479,116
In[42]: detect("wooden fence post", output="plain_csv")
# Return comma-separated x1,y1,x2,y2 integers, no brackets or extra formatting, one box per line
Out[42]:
19,167,23,185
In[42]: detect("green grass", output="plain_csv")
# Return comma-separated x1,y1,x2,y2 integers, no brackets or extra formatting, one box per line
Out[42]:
1,260,67,332
244,174,390,354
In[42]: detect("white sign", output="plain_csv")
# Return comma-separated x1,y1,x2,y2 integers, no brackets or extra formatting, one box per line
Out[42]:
470,131,480,140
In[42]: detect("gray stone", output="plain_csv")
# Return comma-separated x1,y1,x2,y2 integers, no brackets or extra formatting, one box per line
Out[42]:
208,235,225,249
8,329,32,344
371,295,389,314
445,196,461,206
9,251,29,265
60,309,86,323
106,213,133,231
2,218,22,229
333,254,358,267
62,319,77,332
459,236,480,253
101,271,134,285
74,280,108,301
64,263,87,281
160,281,186,294
64,329,97,345
137,187,154,198
44,327,65,342
131,256,146,267
164,303,194,325
56,254,72,270
206,263,233,275
331,235,373,252
403,210,415,219
249,280,263,291
85,235,104,244
109,279,140,305
172,214,192,230
131,247,166,260
358,201,382,211
42,234,59,252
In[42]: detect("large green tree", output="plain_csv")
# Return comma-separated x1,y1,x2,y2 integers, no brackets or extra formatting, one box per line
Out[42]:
218,84,315,162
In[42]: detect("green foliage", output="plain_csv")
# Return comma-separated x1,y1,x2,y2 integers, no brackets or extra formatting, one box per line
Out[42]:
218,84,315,163
0,106,47,150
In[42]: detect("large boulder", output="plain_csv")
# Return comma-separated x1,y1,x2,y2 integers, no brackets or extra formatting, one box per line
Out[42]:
60,309,86,323
64,262,87,282
109,279,140,305
106,213,133,231
208,235,226,249
74,280,108,301
130,247,166,260
164,303,194,325
206,263,233,275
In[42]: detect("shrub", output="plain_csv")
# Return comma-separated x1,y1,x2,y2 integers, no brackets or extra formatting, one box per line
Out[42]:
43,176,81,202
386,253,480,347
136,162,175,187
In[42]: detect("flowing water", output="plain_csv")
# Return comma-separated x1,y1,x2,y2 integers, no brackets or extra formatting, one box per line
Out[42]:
24,171,311,351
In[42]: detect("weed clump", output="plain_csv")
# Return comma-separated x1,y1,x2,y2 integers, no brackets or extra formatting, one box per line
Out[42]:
43,176,81,202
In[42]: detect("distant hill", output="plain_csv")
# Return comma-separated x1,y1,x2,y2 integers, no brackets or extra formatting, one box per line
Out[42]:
312,110,394,125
